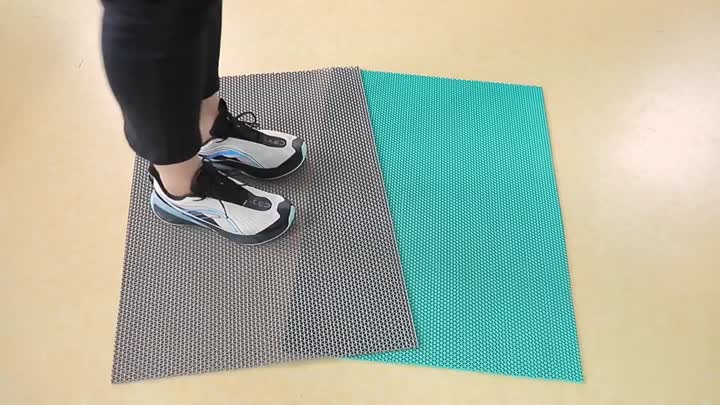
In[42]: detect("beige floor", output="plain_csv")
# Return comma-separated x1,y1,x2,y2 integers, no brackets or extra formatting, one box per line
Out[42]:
1,0,719,404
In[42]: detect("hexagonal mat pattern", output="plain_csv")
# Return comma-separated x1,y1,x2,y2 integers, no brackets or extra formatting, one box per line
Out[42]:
355,71,583,382
112,67,416,383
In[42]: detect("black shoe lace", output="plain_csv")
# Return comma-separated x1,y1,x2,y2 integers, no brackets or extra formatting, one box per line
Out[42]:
193,161,249,205
228,111,259,129
219,109,262,142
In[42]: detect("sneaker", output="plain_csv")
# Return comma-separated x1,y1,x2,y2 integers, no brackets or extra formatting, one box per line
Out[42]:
200,99,308,180
149,160,296,245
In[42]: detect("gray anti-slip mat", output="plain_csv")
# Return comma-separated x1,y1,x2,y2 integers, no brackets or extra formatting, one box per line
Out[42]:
112,67,417,383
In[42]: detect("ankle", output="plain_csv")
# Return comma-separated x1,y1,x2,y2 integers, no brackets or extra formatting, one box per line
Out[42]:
199,93,220,143
154,156,202,197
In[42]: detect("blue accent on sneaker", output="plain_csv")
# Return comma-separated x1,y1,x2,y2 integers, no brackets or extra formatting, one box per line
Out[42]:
205,149,264,168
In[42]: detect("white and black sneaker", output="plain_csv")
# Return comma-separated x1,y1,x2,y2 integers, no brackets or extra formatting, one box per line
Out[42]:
200,99,308,180
149,160,296,245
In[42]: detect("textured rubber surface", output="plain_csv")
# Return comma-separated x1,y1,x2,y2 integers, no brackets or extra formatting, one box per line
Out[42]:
113,67,417,383
357,71,583,382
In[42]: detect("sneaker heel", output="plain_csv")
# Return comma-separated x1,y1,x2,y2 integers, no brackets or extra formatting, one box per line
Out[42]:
150,192,190,226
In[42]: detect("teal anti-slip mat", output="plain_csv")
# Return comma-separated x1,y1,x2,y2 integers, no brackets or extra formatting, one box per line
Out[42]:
357,71,583,382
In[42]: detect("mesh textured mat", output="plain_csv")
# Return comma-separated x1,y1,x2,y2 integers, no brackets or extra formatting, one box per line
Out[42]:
356,71,583,382
112,67,416,383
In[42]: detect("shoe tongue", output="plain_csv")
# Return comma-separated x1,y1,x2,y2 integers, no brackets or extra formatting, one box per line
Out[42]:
209,110,234,138
218,98,229,113
189,164,214,196
209,99,261,142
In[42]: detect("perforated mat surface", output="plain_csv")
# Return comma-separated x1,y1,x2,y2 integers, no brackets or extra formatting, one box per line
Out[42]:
112,67,416,383
356,71,583,382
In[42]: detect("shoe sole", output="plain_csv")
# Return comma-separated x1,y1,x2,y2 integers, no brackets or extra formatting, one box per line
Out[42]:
150,192,296,246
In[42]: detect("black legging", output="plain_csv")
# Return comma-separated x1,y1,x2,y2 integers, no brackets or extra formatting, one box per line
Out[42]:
101,0,222,165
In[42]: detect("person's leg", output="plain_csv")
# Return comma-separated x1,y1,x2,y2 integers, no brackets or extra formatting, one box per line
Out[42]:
102,0,211,196
194,2,310,182
102,0,296,245
199,0,222,141
188,0,308,181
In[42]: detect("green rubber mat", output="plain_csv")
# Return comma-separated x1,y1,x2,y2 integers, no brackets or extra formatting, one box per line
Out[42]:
357,71,583,382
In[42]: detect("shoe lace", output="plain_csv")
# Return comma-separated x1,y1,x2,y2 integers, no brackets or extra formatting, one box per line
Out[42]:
228,111,260,129
193,161,249,205
219,109,262,142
